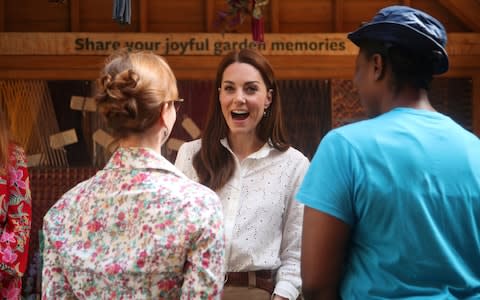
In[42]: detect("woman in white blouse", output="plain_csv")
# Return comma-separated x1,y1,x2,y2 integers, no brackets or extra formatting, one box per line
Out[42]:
175,48,309,300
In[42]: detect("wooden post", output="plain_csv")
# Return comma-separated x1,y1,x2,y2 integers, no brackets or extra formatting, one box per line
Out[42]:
270,0,280,33
333,0,343,32
205,0,215,32
0,0,6,32
69,0,80,32
139,0,148,32
474,75,480,137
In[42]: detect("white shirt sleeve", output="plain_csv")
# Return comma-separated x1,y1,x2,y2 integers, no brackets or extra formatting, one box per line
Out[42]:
174,140,201,182
274,155,309,300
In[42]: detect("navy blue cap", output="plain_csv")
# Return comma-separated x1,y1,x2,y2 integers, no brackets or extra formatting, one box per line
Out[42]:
347,5,449,74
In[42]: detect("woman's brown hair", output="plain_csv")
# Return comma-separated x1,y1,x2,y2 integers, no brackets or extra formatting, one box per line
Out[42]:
193,48,289,191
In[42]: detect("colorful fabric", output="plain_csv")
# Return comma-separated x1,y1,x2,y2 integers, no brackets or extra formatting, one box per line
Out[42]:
0,144,32,300
42,147,225,299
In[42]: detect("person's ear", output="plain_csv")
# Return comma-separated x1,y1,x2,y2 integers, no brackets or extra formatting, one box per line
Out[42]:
265,89,273,109
157,102,169,127
372,53,385,81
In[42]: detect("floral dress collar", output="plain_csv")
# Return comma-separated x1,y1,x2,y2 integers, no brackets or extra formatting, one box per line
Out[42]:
104,147,186,178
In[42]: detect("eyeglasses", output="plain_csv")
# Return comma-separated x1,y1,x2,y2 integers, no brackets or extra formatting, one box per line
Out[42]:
167,98,184,112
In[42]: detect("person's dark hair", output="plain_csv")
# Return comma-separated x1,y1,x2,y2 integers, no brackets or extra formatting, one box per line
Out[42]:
193,48,289,191
358,40,436,93
95,50,177,140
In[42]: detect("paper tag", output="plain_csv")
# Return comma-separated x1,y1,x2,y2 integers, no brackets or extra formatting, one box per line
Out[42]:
181,117,201,139
166,138,185,151
92,129,115,149
70,96,97,112
26,153,42,167
49,129,78,149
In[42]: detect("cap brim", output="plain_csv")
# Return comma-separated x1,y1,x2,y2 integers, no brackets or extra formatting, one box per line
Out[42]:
348,22,449,74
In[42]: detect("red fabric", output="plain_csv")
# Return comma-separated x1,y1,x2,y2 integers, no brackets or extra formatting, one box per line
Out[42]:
251,17,265,43
0,144,32,299
251,0,265,43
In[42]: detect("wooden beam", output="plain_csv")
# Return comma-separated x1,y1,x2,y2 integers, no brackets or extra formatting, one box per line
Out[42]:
0,33,477,80
0,0,6,32
0,0,7,32
437,0,480,32
474,75,480,136
333,0,344,32
0,32,477,56
139,0,148,32
69,0,80,32
270,0,280,33
205,0,215,32
1,54,479,80
0,32,361,55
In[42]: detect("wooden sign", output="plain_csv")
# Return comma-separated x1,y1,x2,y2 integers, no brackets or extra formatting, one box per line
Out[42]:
26,153,42,167
0,32,358,56
70,96,97,112
181,117,201,139
49,129,78,149
1,32,478,57
166,138,184,151
92,129,114,149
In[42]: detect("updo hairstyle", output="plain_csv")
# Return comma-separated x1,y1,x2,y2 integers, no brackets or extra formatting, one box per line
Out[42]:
95,50,177,138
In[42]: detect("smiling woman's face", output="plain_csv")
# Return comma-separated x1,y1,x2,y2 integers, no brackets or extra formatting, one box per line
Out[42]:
219,62,272,138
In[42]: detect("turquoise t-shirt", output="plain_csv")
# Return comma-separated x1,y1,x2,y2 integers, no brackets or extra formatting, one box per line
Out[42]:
297,108,480,299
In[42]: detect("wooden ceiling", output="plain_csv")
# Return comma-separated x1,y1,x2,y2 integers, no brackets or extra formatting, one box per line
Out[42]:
0,0,479,34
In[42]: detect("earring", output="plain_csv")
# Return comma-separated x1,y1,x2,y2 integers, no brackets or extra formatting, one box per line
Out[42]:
161,127,169,144
263,110,267,117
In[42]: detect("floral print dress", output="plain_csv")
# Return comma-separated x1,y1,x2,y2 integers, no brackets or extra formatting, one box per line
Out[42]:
0,144,32,300
42,147,225,299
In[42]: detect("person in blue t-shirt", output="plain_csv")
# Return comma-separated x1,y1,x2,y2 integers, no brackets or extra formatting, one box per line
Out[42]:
297,5,480,300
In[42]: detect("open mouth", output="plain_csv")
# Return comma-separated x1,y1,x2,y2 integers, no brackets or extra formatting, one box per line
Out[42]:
231,110,249,120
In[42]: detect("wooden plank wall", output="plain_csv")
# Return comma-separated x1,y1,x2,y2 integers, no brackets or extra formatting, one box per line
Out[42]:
0,0,473,33
475,76,480,135
0,0,479,135
0,0,478,80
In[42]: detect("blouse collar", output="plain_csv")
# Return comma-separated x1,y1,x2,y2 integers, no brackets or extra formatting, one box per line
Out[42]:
220,138,275,160
104,147,186,178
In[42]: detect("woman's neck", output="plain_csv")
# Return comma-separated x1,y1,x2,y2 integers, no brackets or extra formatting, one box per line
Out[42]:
119,130,163,154
227,133,264,162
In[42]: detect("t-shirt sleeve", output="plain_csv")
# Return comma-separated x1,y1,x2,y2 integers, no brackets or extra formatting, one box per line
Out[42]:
296,131,359,226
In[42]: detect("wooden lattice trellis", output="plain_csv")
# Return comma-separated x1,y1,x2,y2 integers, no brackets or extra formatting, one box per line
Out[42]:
331,79,366,128
330,78,473,132
0,80,68,167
